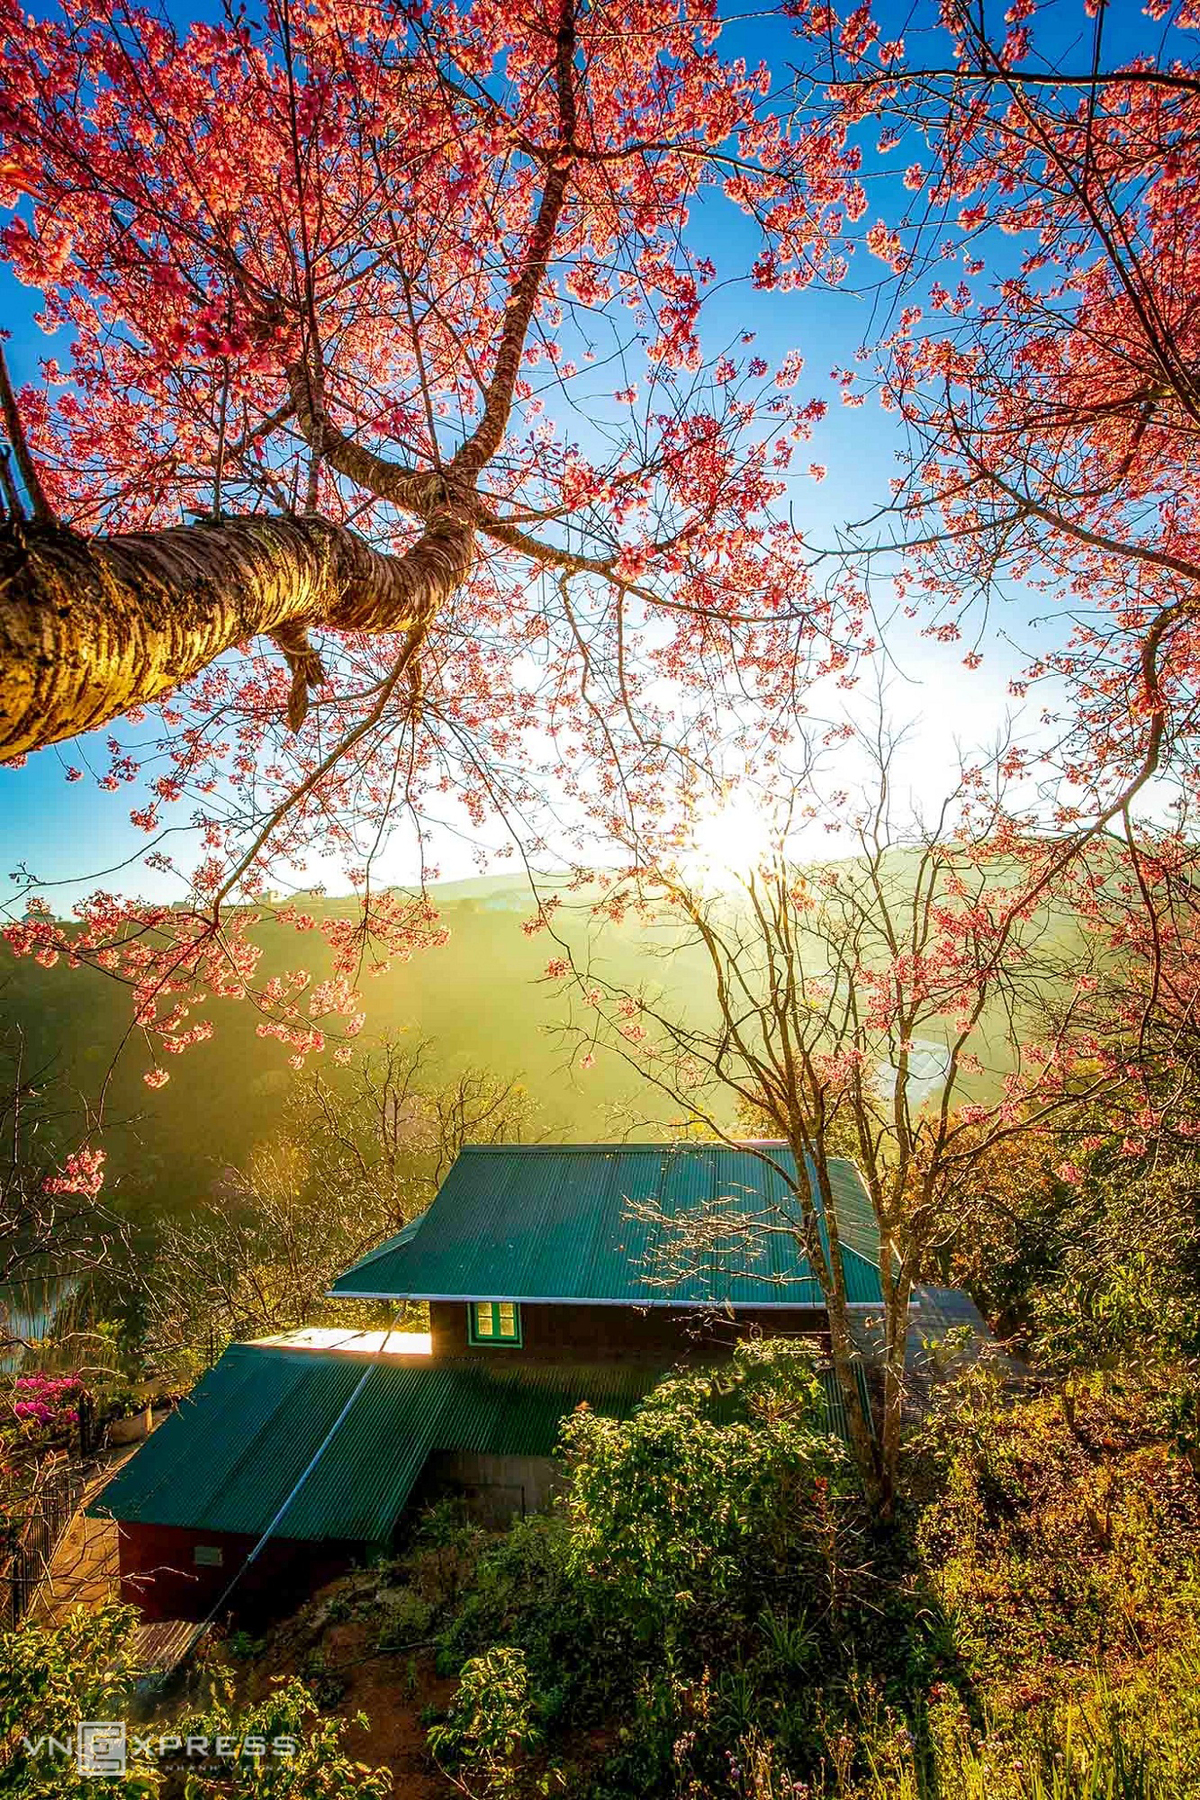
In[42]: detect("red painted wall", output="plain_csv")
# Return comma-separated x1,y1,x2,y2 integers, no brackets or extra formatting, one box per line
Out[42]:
117,1522,358,1622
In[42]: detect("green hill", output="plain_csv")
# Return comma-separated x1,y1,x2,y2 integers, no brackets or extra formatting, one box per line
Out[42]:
0,878,713,1225
0,862,1085,1233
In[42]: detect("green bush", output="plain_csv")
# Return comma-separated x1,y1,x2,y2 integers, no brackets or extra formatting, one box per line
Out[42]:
428,1341,901,1795
559,1339,854,1637
416,1348,1200,1798
427,1645,545,1800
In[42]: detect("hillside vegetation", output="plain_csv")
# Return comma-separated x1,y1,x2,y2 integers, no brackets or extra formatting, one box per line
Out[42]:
8,1344,1199,1800
0,879,702,1223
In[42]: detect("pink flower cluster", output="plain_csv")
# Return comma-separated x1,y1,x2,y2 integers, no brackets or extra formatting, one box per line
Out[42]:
42,1146,106,1198
11,1373,83,1429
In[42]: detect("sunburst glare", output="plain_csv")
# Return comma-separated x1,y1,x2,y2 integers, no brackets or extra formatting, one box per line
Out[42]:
677,788,775,887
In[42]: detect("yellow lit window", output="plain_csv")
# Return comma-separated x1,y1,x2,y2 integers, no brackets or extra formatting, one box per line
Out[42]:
469,1302,522,1346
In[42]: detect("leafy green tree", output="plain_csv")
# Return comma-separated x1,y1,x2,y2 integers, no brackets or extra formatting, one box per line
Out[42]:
427,1646,542,1800
559,1340,854,1642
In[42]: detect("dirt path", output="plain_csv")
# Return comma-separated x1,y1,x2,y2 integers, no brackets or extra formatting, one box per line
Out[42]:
243,1608,459,1800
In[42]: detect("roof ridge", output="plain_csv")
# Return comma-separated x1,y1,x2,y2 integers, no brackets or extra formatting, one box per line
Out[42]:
454,1141,854,1161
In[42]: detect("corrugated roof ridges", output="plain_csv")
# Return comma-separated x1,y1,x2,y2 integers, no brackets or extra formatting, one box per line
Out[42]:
93,1347,658,1543
331,1143,882,1307
94,1341,862,1545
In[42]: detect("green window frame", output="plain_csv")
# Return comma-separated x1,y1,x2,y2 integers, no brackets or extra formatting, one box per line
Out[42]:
468,1301,523,1347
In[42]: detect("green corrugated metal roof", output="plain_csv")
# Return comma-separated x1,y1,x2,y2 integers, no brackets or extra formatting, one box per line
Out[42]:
331,1144,882,1307
92,1340,866,1544
91,1346,658,1542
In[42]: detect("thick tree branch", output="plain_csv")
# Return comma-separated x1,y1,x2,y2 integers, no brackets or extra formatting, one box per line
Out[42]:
0,344,54,527
448,0,577,481
0,509,473,758
285,363,445,513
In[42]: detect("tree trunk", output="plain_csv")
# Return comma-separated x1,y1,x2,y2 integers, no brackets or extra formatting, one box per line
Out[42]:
824,1285,889,1514
879,1267,911,1507
797,1149,890,1512
0,510,474,759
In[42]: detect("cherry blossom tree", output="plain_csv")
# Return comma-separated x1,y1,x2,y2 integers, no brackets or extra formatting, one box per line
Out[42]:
0,0,856,1073
3,0,1198,1105
781,0,1200,829
550,728,1115,1510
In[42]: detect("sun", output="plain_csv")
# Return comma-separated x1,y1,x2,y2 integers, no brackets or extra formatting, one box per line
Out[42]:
678,788,775,887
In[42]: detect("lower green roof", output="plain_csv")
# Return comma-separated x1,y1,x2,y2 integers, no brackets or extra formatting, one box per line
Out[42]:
92,1346,658,1543
93,1340,865,1544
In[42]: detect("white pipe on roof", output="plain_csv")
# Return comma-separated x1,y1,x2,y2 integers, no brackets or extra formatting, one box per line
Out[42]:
179,1310,398,1656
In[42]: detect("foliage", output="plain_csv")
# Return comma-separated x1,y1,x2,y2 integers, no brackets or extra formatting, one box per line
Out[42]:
427,1646,545,1800
371,1346,1200,1798
141,1034,537,1377
417,1343,929,1796
0,1605,143,1784
723,1654,1200,1800
0,1604,390,1800
559,1339,849,1638
913,1366,1200,1686
1028,1163,1200,1372
932,1124,1200,1369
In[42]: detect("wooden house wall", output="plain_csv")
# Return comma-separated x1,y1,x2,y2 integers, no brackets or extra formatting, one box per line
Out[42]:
413,1450,564,1527
429,1300,828,1363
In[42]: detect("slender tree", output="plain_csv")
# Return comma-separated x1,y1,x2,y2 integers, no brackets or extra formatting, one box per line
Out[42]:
144,1036,538,1373
554,731,1114,1509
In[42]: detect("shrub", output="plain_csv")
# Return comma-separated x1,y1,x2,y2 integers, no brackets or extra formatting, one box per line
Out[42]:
427,1645,544,1799
559,1339,855,1643
10,1374,84,1433
913,1365,1200,1685
0,1604,391,1800
429,1341,890,1796
420,1347,1200,1797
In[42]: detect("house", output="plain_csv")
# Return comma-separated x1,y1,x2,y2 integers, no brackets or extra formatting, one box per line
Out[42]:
95,1142,887,1622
